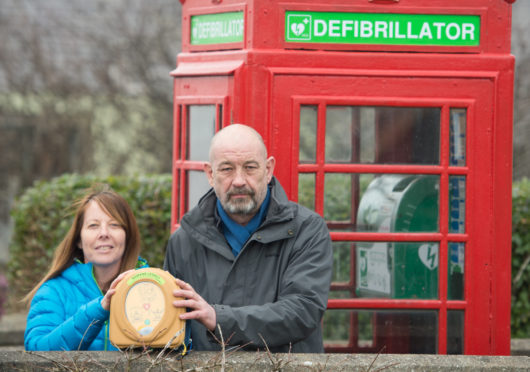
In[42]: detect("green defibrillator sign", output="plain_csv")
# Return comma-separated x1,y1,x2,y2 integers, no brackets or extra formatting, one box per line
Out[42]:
191,11,244,45
285,11,480,47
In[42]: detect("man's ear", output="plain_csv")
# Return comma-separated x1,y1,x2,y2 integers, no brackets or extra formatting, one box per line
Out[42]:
266,156,276,183
204,162,215,187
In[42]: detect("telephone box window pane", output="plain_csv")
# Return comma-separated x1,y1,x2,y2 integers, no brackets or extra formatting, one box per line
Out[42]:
329,290,353,299
325,106,354,162
372,106,440,164
357,311,375,348
332,241,352,283
325,106,439,165
299,105,317,163
447,310,464,354
356,242,439,299
449,176,466,234
450,108,467,166
323,309,438,354
324,173,353,224
358,174,439,233
325,173,439,232
298,173,315,210
187,170,211,210
323,309,350,347
448,243,465,300
188,105,216,161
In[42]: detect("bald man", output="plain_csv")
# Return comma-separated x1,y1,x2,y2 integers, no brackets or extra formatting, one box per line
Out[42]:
164,124,333,353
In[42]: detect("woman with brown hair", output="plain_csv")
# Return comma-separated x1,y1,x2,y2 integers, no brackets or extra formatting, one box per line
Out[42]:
24,184,148,351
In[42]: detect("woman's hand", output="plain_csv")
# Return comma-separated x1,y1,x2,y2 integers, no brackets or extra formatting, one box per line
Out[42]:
172,278,217,331
100,270,133,311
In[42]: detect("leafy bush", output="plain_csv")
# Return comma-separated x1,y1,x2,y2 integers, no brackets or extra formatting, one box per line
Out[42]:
8,173,172,311
512,177,530,338
7,173,530,338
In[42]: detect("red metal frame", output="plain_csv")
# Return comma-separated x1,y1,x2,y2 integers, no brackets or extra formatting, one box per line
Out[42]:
172,0,515,355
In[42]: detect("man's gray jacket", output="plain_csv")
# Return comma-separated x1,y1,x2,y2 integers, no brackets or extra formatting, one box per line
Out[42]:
163,177,333,353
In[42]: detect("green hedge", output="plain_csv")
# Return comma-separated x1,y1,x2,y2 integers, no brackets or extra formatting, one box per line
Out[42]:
512,177,530,337
7,174,530,337
7,173,172,310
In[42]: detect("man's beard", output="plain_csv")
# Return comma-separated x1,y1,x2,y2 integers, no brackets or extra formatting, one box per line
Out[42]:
222,187,258,215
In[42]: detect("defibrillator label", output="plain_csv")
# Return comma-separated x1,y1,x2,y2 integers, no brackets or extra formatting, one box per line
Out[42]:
285,11,480,47
127,271,165,286
191,11,244,45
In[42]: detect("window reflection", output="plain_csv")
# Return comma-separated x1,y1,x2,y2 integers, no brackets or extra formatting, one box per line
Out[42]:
323,174,439,233
449,176,466,234
188,105,216,161
447,310,464,354
355,241,439,299
450,108,466,166
187,170,211,209
448,242,465,300
324,106,440,165
298,173,315,210
299,105,317,163
323,309,438,354
329,241,439,300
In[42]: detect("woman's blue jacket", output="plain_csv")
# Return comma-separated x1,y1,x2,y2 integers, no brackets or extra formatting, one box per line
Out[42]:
24,258,148,351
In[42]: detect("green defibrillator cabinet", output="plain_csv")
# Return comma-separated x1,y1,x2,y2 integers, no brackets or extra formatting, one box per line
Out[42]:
356,175,464,300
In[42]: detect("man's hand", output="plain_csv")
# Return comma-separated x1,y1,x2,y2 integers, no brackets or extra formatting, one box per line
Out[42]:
173,278,217,331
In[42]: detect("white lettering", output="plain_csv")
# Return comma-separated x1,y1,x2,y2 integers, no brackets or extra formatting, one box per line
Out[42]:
395,22,406,39
304,17,473,43
360,20,373,37
432,22,445,39
446,23,461,40
342,20,354,37
419,22,433,39
462,23,475,40
314,19,327,36
407,22,418,39
374,21,388,39
329,20,340,37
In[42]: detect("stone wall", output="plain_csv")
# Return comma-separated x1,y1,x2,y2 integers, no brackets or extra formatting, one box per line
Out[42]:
0,350,529,372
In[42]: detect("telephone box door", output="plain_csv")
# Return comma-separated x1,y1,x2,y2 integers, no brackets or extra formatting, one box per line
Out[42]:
271,71,497,355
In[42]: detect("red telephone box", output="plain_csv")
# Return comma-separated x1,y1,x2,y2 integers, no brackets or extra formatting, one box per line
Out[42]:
170,0,515,355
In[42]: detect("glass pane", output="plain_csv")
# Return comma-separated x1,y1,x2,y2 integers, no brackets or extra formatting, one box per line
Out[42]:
324,173,353,223
326,106,354,162
450,108,467,166
300,105,317,162
323,309,438,354
188,105,216,161
325,173,439,232
332,241,352,283
356,241,439,299
188,170,211,210
325,106,440,165
448,242,465,300
357,311,374,348
329,290,353,299
323,309,350,347
298,173,315,211
449,176,466,234
447,310,464,354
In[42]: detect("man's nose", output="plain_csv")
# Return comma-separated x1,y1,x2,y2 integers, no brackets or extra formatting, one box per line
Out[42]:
232,168,246,186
